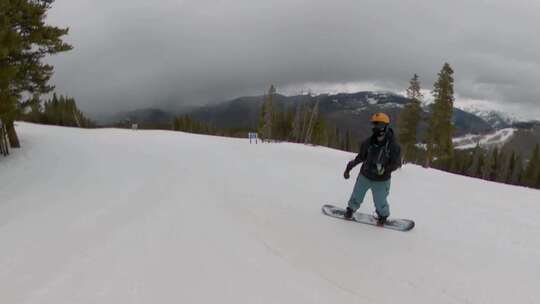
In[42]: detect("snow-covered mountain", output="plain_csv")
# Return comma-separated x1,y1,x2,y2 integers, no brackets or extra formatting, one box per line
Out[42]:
1,122,539,303
454,102,519,130
185,91,493,139
465,108,516,129
452,102,540,153
329,91,406,109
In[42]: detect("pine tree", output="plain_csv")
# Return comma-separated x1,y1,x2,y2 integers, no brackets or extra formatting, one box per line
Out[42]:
505,151,516,184
425,63,455,168
465,145,480,176
0,2,19,147
311,116,329,146
291,103,303,142
344,129,352,152
331,127,339,150
0,1,72,147
449,150,460,173
301,102,311,142
398,74,423,163
35,94,93,127
327,126,339,150
333,126,341,149
488,147,499,182
524,144,540,187
475,148,485,178
461,150,475,176
258,96,266,137
535,167,540,189
515,154,524,186
276,108,292,141
304,100,319,144
22,95,43,123
284,109,294,141
271,109,282,140
261,85,276,141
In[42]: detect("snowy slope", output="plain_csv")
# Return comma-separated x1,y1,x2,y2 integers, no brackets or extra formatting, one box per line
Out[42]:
453,128,517,150
1,122,539,304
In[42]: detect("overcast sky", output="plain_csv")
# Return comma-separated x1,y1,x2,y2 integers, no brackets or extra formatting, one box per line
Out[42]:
46,0,540,119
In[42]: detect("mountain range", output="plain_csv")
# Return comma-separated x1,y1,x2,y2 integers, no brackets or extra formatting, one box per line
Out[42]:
99,91,540,158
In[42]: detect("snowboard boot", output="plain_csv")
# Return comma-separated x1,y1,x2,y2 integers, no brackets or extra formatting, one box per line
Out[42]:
376,216,388,226
375,212,388,226
344,207,354,220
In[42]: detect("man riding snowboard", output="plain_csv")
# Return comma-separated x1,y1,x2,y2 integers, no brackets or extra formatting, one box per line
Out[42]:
343,113,402,225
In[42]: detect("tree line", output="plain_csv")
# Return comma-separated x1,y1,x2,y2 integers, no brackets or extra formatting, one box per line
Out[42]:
173,115,215,135
19,94,95,128
397,64,540,189
173,115,256,138
444,145,540,188
173,86,356,151
257,84,356,150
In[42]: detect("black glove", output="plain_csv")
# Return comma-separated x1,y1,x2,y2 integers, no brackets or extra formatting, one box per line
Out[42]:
344,161,355,179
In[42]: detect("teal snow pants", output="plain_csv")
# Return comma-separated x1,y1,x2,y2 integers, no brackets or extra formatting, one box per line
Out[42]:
347,174,391,217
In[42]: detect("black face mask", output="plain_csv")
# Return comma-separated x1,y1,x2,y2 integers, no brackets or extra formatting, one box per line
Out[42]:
372,123,388,137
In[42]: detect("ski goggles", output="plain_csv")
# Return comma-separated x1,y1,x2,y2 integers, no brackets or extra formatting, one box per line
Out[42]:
372,121,388,129
372,122,388,135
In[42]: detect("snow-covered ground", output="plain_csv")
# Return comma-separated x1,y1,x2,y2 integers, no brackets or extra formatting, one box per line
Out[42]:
1,122,539,304
453,128,517,150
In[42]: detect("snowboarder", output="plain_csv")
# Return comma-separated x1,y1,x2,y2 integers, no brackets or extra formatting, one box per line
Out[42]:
343,113,402,225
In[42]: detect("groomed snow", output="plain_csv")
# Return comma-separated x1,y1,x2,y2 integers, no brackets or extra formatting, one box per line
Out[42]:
1,122,539,303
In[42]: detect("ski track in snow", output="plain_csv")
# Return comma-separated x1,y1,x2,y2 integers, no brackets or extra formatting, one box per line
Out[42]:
0,122,539,304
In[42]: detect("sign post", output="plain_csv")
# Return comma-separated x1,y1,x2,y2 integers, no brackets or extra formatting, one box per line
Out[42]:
248,132,258,144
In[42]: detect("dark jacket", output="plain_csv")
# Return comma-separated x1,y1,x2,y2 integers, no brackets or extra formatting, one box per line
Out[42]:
346,128,402,181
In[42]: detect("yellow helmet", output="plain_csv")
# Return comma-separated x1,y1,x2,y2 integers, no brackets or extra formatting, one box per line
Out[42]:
370,112,390,124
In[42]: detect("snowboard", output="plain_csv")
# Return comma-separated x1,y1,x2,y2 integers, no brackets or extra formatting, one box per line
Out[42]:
322,204,415,231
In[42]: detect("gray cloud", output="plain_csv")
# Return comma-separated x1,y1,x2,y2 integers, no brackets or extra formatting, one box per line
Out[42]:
46,0,540,119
